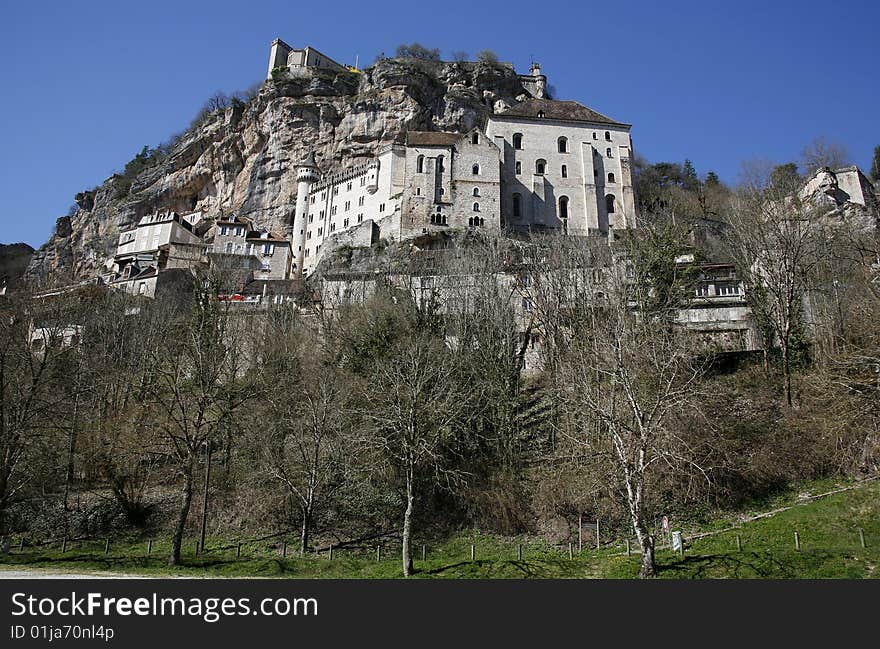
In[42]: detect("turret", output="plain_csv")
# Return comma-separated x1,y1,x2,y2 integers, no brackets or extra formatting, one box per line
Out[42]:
267,38,293,80
292,152,320,275
366,159,380,194
530,62,547,99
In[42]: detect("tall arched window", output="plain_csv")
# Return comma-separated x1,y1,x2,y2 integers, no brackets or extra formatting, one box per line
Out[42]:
513,133,523,150
472,163,480,175
512,193,521,218
416,155,424,173
535,159,546,175
606,148,613,158
605,131,611,140
473,202,480,212
607,172,615,183
561,164,568,178
515,161,522,175
436,155,445,173
559,196,569,220
473,187,480,197
471,132,479,144
606,194,616,214
557,137,568,153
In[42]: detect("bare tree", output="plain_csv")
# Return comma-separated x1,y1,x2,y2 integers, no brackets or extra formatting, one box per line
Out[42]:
258,307,349,555
357,328,470,576
147,275,253,565
726,168,825,406
800,136,851,176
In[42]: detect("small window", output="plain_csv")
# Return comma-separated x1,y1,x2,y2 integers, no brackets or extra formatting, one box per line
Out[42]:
358,196,364,206
512,193,521,218
592,132,597,140
557,136,568,153
537,110,545,118
606,194,616,214
417,155,425,173
605,131,611,141
333,187,339,195
343,218,349,227
357,213,363,222
416,188,421,196
535,159,546,175
379,203,385,212
317,227,323,236
360,177,366,186
308,214,314,223
344,201,350,211
437,155,445,174
346,182,352,191
561,164,568,178
515,161,522,175
559,196,569,220
472,164,480,175
307,231,312,239
513,133,523,150
473,187,480,197
608,172,615,183
471,132,479,144
606,148,613,158
473,202,480,212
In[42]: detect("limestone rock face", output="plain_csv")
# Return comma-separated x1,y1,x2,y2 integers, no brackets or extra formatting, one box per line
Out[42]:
26,59,530,282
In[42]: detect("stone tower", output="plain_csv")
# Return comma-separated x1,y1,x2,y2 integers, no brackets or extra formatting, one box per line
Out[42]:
292,152,320,276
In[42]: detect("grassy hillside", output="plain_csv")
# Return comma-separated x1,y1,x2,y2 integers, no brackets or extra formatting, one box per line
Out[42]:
2,478,877,579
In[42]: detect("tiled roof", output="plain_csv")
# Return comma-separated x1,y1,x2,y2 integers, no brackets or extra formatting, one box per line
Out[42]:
496,99,628,126
406,131,462,147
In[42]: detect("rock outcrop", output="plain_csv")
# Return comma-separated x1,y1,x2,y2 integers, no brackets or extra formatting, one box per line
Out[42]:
26,59,532,282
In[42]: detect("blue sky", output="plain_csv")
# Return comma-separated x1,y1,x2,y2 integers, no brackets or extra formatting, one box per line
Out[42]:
2,0,877,247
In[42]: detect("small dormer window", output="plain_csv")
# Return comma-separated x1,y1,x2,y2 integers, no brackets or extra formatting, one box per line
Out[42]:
472,132,479,144
537,110,545,118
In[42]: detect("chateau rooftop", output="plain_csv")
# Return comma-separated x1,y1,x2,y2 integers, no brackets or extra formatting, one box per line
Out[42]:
405,131,463,147
496,98,629,127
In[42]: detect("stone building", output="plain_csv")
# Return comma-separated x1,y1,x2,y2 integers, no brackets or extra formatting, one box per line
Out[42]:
210,214,292,281
266,39,347,79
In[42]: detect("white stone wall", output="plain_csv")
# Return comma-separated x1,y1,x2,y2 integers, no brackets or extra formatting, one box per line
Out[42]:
485,117,634,232
301,146,404,275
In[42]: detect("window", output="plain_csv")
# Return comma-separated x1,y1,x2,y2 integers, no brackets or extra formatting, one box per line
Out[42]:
606,194,616,214
309,214,314,223
512,193,521,218
139,282,147,295
513,133,523,150
360,177,366,186
343,218,349,227
357,213,363,222
515,161,522,175
305,249,310,257
416,188,421,196
472,132,479,144
717,282,741,296
593,132,597,140
417,155,425,173
333,187,339,195
317,227,323,236
307,231,312,239
561,164,568,178
225,242,233,253
537,110,545,118
262,243,274,255
472,163,480,175
437,155,444,173
559,196,569,220
473,187,480,197
320,209,325,219
608,172,615,183
331,206,337,216
535,159,546,175
310,196,315,203
346,182,352,191
468,216,485,227
473,202,480,212
606,148,613,158
379,203,385,212
557,136,568,153
695,284,709,297
344,201,350,211
321,191,326,200
331,223,336,232
605,131,611,141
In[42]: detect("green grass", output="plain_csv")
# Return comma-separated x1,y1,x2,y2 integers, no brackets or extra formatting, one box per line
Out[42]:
3,479,878,579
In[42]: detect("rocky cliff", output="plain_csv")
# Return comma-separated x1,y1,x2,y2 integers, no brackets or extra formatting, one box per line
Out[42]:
26,58,534,282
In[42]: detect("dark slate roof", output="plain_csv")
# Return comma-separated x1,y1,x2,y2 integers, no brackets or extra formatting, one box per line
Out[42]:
405,131,461,147
496,99,628,127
